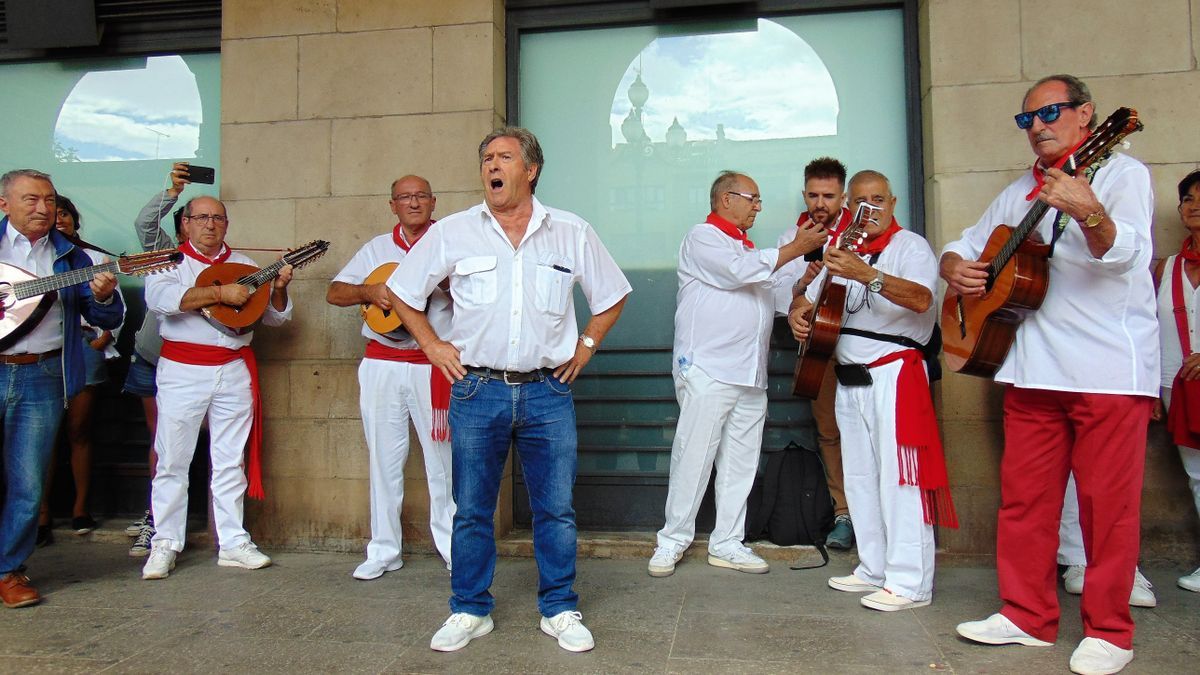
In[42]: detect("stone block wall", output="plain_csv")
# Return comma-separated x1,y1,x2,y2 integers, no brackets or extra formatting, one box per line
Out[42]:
921,0,1200,556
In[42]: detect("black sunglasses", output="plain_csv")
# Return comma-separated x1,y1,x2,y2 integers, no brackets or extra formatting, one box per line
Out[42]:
1014,101,1080,130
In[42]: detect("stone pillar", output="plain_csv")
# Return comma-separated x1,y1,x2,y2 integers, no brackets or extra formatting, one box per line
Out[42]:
220,0,509,552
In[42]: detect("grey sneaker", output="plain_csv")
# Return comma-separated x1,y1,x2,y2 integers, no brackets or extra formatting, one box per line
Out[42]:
141,544,176,580
218,541,272,570
129,525,155,558
648,546,683,577
707,546,769,574
430,613,493,652
539,610,594,652
826,514,854,550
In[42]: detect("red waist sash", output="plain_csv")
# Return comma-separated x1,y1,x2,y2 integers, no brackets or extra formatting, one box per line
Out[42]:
160,339,267,500
365,341,450,441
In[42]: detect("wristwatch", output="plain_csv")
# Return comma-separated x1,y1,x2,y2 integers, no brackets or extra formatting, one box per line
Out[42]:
867,271,884,294
1081,209,1106,229
579,334,597,351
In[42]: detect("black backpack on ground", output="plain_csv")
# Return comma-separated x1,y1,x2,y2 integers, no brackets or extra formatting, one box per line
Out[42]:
746,441,835,568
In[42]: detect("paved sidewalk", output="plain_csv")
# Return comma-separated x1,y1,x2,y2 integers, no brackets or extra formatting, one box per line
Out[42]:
2,537,1197,673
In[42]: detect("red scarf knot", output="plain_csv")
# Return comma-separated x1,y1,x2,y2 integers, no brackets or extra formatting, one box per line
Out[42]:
706,212,754,249
866,349,958,528
1180,237,1200,263
1025,134,1092,201
392,220,435,252
364,341,450,441
179,239,232,265
855,217,904,256
160,339,267,500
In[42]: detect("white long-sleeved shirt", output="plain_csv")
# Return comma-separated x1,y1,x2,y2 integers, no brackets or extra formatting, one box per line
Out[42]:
388,198,631,372
1,224,63,353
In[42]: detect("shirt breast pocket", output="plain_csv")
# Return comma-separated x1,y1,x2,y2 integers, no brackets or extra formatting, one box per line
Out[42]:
452,256,498,307
535,253,573,316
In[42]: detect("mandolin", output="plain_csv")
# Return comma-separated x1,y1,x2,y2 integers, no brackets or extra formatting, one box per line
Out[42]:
940,107,1143,378
0,248,183,351
791,202,875,399
197,240,329,334
359,262,407,338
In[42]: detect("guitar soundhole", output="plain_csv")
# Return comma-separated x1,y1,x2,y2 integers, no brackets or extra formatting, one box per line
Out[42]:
382,309,391,318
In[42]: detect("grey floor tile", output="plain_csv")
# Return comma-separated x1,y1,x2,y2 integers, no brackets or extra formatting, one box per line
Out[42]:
104,635,404,674
0,655,117,673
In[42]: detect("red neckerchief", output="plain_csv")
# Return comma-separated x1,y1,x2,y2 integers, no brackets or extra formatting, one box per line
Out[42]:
179,238,231,265
867,349,958,528
706,212,754,249
855,217,903,256
1181,237,1200,263
364,342,450,442
160,340,268,499
1025,133,1092,201
392,219,435,252
797,207,852,243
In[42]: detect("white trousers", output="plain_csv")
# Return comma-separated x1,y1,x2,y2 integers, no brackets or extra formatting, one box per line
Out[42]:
1058,387,1200,565
836,360,936,601
151,358,253,552
657,364,767,556
358,358,455,564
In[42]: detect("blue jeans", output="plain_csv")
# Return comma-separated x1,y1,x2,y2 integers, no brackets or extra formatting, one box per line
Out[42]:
0,358,66,573
448,372,579,618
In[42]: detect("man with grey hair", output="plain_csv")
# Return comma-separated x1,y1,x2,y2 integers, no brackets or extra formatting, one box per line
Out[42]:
389,127,631,653
945,74,1155,675
0,169,123,608
649,170,819,579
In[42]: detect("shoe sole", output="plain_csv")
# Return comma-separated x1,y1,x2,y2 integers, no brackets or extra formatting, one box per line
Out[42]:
955,626,1053,647
2,596,41,608
539,619,595,652
1178,581,1200,592
142,562,176,580
861,596,931,612
352,560,404,580
129,548,151,558
828,578,880,593
1129,596,1156,608
706,555,769,574
826,541,853,550
647,565,676,578
431,618,493,652
217,558,272,570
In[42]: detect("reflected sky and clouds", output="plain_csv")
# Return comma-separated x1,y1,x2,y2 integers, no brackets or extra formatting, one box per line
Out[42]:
53,55,203,162
609,19,838,147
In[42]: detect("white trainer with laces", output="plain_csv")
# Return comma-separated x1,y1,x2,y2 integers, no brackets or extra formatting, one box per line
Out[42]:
1063,565,1085,594
1179,566,1200,592
352,559,402,580
707,546,769,574
648,546,683,577
141,544,176,580
956,613,1053,647
430,612,493,652
1129,568,1156,608
540,610,595,652
1069,636,1133,675
218,541,272,569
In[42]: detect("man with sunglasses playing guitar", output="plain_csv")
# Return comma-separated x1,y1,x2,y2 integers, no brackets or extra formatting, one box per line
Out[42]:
326,175,455,580
944,75,1156,675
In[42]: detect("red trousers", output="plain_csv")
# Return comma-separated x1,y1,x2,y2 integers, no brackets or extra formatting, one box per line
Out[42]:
997,386,1150,649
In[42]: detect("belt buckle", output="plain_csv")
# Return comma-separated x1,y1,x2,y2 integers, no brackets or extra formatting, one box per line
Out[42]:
503,370,518,385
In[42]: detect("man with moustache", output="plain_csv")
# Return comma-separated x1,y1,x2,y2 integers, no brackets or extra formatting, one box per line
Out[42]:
649,170,822,578
326,175,455,579
773,157,856,549
141,195,294,580
789,170,953,612
946,75,1155,675
0,169,123,608
388,127,631,653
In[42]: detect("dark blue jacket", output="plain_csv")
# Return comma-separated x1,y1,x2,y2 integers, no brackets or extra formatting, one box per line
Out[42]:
1,217,126,401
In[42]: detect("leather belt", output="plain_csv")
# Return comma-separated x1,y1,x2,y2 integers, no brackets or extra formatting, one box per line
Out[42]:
465,366,549,385
0,348,61,365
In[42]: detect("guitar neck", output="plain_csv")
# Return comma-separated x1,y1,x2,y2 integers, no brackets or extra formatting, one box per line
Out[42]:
989,200,1052,276
13,260,119,301
238,259,287,290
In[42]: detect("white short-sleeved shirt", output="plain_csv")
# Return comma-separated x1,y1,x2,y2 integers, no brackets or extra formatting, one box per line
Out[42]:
146,246,293,349
1158,254,1193,390
331,229,453,349
1,224,63,354
388,198,632,372
940,153,1158,395
674,222,781,389
805,229,938,365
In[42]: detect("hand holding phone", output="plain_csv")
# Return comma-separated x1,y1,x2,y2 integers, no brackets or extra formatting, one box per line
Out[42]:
186,164,215,184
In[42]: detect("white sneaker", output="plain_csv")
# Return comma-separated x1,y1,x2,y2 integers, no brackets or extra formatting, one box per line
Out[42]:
956,613,1053,647
217,541,272,570
352,559,402,580
539,610,595,652
1178,566,1200,592
828,573,882,593
1069,637,1133,675
707,546,769,574
1129,568,1156,608
430,612,493,652
648,546,683,577
141,544,176,580
860,589,930,612
1063,565,1085,594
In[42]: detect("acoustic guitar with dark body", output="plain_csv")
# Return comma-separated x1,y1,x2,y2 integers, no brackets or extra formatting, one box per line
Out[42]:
791,202,876,399
197,240,329,334
940,107,1143,378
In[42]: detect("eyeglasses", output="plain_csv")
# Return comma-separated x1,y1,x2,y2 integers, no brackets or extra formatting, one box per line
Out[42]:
392,192,433,202
1014,101,1080,130
726,191,763,206
186,214,228,225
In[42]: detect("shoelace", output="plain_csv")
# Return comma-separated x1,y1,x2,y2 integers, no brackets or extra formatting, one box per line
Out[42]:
444,613,477,629
551,611,583,631
133,528,153,548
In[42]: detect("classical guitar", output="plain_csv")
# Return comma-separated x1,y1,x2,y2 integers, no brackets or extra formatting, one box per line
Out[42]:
0,248,183,351
791,202,876,399
940,107,1143,377
197,240,329,334
360,262,406,338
